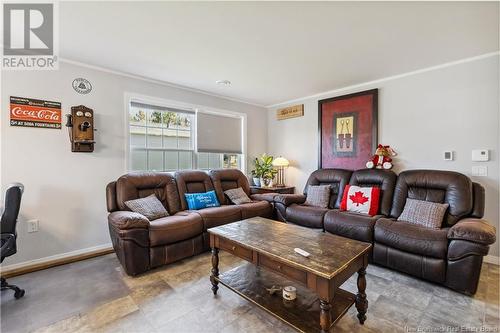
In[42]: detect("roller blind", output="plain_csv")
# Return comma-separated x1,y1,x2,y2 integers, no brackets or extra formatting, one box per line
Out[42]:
130,101,195,115
197,112,242,154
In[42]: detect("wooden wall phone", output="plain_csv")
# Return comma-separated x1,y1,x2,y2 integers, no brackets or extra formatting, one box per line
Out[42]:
65,105,95,152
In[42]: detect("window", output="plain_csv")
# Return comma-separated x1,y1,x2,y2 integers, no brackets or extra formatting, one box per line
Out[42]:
128,100,244,172
129,102,195,172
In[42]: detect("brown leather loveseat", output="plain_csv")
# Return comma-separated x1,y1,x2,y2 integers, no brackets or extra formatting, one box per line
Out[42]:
274,168,496,295
106,169,272,276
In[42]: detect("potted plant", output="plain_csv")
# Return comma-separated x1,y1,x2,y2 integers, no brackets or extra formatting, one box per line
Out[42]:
251,154,277,187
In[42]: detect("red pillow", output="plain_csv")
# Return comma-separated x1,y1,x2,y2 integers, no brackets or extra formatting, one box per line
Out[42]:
340,185,380,216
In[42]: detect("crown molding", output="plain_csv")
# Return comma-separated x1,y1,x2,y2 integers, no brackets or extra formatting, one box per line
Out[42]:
266,51,500,108
59,58,266,108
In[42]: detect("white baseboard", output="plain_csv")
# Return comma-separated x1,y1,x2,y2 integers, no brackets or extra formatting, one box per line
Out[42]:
484,255,500,265
0,243,113,274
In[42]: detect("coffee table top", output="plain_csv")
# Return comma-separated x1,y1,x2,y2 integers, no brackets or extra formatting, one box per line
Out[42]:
208,217,371,279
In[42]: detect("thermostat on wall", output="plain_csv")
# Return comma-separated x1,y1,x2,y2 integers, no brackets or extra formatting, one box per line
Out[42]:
444,151,454,161
472,149,489,162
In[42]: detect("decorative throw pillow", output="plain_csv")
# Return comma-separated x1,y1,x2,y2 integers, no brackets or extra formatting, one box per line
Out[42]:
397,198,449,229
340,185,381,216
184,190,220,210
304,185,331,208
124,194,169,221
224,187,252,205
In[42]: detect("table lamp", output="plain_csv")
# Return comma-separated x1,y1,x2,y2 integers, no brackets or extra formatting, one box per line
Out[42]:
272,156,289,187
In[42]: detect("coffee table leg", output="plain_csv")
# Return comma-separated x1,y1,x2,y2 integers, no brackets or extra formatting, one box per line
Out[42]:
319,299,332,332
355,267,368,324
210,247,219,295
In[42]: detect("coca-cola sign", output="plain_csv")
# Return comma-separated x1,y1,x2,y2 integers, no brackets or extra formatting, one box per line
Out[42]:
10,96,61,129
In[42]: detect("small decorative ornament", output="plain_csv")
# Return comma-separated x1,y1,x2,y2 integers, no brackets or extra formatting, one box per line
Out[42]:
283,286,297,301
366,144,397,169
72,78,92,94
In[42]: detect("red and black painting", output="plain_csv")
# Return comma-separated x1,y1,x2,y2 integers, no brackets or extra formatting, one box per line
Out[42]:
318,89,378,169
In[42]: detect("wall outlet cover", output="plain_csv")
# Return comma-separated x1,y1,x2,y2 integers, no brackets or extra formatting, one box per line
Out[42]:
27,219,39,233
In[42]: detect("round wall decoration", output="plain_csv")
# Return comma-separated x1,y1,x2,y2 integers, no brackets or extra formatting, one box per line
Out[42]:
72,78,92,94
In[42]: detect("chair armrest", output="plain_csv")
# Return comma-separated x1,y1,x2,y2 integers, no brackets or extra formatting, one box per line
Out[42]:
274,194,306,206
108,211,150,230
250,193,277,203
448,218,496,245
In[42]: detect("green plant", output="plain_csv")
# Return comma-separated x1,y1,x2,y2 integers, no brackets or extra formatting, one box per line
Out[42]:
251,154,278,179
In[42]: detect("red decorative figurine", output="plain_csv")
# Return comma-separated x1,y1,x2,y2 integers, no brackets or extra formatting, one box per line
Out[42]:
366,144,397,169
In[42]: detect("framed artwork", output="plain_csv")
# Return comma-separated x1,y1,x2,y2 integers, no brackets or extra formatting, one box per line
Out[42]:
318,89,378,169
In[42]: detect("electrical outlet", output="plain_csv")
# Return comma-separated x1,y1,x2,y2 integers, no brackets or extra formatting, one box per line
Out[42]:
27,219,39,233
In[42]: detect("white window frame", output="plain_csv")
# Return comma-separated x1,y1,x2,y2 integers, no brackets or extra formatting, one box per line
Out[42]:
124,92,247,174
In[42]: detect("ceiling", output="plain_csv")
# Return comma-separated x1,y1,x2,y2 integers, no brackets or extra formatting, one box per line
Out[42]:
60,2,499,107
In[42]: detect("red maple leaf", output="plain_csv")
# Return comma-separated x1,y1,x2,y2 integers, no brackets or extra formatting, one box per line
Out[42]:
349,191,369,206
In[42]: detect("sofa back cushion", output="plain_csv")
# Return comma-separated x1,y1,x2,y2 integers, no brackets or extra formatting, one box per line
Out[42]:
390,170,473,227
349,169,397,216
175,170,215,210
115,172,181,214
303,169,352,209
209,169,250,205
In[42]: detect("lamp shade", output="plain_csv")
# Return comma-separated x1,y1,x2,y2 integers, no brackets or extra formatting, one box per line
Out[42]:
272,157,289,167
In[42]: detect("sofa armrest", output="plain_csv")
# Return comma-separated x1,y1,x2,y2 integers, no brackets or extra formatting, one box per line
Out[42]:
448,218,496,245
108,211,150,230
274,194,306,206
250,193,277,203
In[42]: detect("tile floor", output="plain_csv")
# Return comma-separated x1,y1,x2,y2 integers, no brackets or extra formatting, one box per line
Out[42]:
1,252,499,333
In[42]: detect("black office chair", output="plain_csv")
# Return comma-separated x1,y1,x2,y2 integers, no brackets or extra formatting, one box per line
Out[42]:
1,183,25,299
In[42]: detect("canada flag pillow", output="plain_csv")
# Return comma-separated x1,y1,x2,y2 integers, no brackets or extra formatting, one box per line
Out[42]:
340,185,380,216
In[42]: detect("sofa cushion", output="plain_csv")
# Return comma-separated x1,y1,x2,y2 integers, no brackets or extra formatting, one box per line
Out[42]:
324,210,378,242
340,185,380,216
304,185,331,208
286,204,328,229
239,201,273,219
398,198,449,229
125,194,169,221
184,190,220,210
175,170,215,211
209,169,251,205
149,211,203,247
390,170,472,227
348,169,397,216
303,169,352,209
374,218,448,259
195,205,242,230
225,187,252,205
116,172,181,214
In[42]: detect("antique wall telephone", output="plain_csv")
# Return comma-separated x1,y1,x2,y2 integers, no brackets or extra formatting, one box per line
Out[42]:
65,105,96,152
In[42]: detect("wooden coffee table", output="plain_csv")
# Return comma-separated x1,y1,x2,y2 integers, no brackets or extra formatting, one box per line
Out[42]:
208,217,372,333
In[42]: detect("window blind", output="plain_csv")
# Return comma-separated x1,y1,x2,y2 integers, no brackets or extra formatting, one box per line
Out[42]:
130,101,195,115
197,112,242,154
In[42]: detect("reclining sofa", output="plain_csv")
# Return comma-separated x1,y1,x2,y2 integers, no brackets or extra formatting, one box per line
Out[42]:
274,168,496,295
106,169,272,276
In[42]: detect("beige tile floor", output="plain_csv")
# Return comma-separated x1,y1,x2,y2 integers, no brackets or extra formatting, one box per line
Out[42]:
1,252,499,333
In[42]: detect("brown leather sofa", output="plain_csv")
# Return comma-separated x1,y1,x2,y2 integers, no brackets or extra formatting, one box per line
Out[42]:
106,169,272,276
274,168,496,295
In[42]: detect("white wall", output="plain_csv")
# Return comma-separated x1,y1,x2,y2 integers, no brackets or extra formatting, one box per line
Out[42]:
1,61,268,266
268,54,500,256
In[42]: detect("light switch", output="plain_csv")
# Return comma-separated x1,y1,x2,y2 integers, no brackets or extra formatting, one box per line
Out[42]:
472,166,488,177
